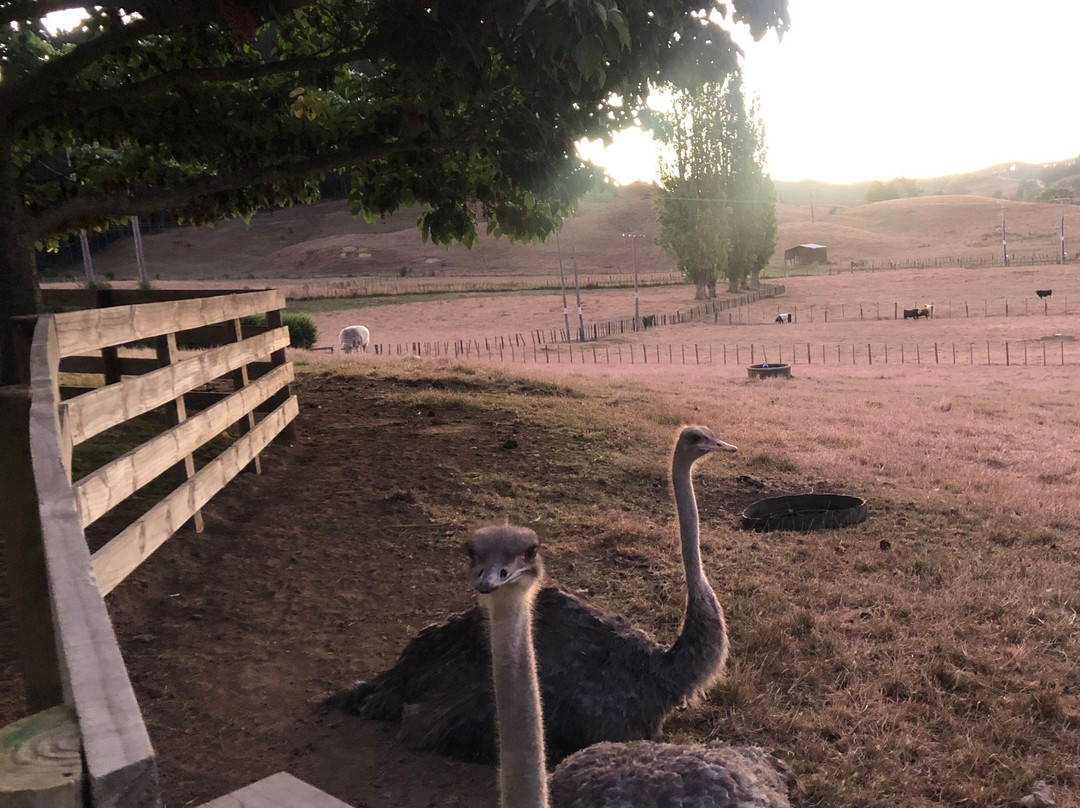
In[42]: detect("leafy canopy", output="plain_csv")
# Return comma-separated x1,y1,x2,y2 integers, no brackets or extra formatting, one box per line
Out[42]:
1,0,789,255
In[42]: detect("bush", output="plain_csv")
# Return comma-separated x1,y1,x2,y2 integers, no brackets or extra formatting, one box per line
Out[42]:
241,311,318,349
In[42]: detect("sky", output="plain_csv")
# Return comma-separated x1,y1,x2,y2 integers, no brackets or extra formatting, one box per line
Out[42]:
581,0,1080,185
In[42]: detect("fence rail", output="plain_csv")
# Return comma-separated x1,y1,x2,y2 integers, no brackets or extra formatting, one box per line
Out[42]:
2,288,299,808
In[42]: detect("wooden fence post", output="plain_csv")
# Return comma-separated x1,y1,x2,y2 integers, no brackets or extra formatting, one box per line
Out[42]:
265,307,297,442
0,382,64,712
155,332,206,531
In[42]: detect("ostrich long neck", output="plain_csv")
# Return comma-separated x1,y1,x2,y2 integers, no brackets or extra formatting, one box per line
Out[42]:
488,588,548,808
666,453,728,690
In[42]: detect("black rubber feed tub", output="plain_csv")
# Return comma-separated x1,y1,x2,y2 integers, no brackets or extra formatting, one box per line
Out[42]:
741,493,867,532
747,363,791,380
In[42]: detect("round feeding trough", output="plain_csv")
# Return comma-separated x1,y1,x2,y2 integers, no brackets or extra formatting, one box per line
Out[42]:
741,493,867,532
747,363,791,380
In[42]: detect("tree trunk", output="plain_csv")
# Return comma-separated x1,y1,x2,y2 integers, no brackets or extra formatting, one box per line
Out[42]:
727,276,739,293
694,283,707,300
750,268,762,289
0,142,43,383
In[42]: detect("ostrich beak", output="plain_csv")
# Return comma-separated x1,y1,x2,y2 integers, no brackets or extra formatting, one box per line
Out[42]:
707,438,738,453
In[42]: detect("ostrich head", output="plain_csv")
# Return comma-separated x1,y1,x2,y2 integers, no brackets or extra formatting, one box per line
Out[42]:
467,525,544,598
674,426,738,464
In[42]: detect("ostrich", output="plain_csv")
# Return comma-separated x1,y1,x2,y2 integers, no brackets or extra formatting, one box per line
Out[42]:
326,426,737,764
471,524,795,808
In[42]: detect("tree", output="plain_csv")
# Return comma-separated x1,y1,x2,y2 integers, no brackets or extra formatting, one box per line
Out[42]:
0,0,789,379
652,68,776,298
864,176,922,203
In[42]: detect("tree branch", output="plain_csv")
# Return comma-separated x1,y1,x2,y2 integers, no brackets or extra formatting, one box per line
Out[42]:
14,47,374,131
1,14,167,105
28,142,413,238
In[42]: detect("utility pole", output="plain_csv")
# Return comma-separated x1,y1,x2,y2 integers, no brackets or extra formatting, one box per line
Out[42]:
1054,198,1071,264
568,216,585,342
999,202,1008,266
132,216,148,286
622,232,644,328
555,231,571,341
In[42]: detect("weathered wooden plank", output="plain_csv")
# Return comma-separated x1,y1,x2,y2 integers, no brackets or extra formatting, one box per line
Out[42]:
91,395,299,596
0,705,82,808
63,327,288,446
74,363,294,527
196,772,353,808
0,386,63,712
50,289,284,357
26,317,160,808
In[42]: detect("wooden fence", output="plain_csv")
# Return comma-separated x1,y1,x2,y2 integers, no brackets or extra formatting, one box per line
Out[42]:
364,337,1077,368
0,289,349,807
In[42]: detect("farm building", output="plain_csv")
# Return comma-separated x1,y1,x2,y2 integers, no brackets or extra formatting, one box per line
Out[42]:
784,243,828,266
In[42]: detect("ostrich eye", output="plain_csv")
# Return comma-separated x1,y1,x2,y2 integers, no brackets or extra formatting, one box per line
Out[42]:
523,546,537,561
688,433,701,443
499,568,508,579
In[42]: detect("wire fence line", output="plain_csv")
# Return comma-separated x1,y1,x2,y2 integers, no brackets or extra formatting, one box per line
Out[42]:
285,271,684,300
724,296,1072,325
368,338,1076,368
767,251,1079,279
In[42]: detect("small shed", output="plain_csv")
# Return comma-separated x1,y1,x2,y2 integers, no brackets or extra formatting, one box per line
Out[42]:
784,244,828,266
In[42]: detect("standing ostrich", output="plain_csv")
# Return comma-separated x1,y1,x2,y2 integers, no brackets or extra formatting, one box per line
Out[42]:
471,524,795,808
327,426,737,763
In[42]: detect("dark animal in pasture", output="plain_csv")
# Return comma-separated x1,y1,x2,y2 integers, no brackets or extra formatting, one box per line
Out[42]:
326,427,737,764
903,308,920,320
1037,289,1053,299
775,313,792,324
642,314,657,329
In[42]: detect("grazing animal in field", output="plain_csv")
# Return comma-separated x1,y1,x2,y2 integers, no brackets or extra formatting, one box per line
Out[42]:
921,303,935,318
339,325,370,353
1037,289,1053,299
326,426,736,764
903,308,920,320
775,313,792,324
471,524,795,808
642,314,657,329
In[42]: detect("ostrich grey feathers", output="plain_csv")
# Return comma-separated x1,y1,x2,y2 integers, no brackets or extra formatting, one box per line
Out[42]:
327,426,736,764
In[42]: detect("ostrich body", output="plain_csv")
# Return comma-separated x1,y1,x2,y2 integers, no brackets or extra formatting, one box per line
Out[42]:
471,524,795,808
328,426,736,763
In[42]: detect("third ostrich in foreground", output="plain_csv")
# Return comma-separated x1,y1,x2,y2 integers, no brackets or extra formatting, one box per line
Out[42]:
327,426,736,763
471,524,795,808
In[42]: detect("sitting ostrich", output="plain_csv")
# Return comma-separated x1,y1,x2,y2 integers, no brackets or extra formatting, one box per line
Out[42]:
471,524,795,808
339,324,370,353
326,426,737,763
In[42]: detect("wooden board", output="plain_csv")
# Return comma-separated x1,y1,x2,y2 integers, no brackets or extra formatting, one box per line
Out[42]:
74,363,294,527
196,772,353,808
50,289,284,358
26,317,160,808
91,395,299,596
62,327,288,446
0,705,82,808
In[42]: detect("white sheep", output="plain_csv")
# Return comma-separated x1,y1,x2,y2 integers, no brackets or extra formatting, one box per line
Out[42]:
339,325,370,354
